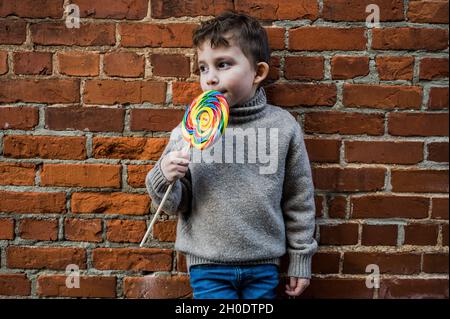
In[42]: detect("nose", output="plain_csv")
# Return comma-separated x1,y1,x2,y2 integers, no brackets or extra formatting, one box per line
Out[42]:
205,70,219,87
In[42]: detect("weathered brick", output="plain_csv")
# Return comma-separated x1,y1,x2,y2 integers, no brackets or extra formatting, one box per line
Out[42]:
40,164,121,188
319,223,359,245
0,20,27,44
312,167,385,192
123,275,191,298
379,279,448,299
73,0,148,19
328,196,347,218
0,51,8,74
151,0,233,18
289,27,366,51
103,52,145,78
304,112,384,135
37,275,116,298
423,253,449,273
300,278,373,298
0,191,66,214
404,224,439,245
0,219,14,240
266,83,336,107
372,28,448,51
58,51,100,76
130,109,184,132
71,192,150,215
428,142,449,163
238,0,319,20
388,113,449,137
431,198,449,220
376,56,414,81
331,56,369,79
0,274,31,296
285,56,324,80
0,0,63,18
153,220,177,242
312,252,340,274
31,22,115,46
0,79,80,103
265,27,285,50
304,138,341,163
84,80,166,104
391,169,448,193
127,164,154,188
428,87,449,110
45,107,124,132
64,218,102,242
419,58,449,80
7,246,86,270
151,54,190,78
18,219,58,241
0,107,38,130
0,162,36,186
323,0,403,21
172,82,202,105
408,0,449,24
343,84,422,109
345,141,423,164
3,135,87,160
93,248,172,271
362,224,398,246
13,52,52,75
351,195,429,219
93,137,168,160
343,252,420,274
106,219,146,243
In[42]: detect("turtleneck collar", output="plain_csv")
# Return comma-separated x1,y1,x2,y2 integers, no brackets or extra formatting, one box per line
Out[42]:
228,87,267,124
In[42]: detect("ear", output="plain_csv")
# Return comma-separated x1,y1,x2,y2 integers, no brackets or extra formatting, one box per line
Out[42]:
253,62,270,86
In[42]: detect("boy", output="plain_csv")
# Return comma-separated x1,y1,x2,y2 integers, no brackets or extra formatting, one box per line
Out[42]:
145,12,317,299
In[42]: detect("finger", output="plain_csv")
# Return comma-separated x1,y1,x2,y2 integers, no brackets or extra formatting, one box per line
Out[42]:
290,277,297,289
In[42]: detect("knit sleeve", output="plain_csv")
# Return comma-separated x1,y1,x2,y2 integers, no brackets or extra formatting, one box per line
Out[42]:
145,125,192,216
282,121,318,278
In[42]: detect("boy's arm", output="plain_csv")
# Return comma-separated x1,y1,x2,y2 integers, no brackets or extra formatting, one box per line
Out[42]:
145,125,192,216
282,122,318,279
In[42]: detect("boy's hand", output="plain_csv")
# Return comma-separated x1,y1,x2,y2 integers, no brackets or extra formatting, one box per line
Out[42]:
160,150,190,183
285,277,310,297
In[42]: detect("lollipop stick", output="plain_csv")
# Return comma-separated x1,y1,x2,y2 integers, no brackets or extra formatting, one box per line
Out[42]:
139,143,191,247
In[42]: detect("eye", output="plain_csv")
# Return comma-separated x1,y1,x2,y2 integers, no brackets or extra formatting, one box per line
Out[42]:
218,61,231,69
199,65,207,73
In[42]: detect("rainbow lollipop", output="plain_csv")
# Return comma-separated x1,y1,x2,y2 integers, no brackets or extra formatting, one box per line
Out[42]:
182,90,229,150
140,90,229,247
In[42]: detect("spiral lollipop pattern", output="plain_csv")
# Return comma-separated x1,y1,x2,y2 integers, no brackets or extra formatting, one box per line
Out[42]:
182,90,229,150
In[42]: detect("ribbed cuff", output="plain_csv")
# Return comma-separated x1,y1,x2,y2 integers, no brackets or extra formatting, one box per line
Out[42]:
186,254,281,273
148,159,171,194
288,253,313,279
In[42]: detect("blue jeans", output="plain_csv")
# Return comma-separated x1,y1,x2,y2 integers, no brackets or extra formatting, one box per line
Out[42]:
189,264,279,299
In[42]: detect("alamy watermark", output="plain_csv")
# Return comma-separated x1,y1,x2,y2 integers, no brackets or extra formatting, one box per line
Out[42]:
65,4,80,29
365,264,380,289
366,4,380,28
65,264,80,289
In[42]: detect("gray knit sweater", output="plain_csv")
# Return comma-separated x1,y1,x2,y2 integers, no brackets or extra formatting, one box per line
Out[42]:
145,87,318,278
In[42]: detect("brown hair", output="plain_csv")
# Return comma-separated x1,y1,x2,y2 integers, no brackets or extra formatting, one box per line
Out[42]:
192,11,270,69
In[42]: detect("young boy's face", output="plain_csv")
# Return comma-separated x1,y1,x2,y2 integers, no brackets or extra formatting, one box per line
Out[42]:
197,36,258,107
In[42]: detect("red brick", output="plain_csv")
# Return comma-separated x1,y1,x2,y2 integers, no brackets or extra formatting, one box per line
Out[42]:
64,218,102,242
267,56,281,81
153,220,177,242
19,219,58,241
431,198,449,220
362,224,398,246
238,0,319,20
0,107,39,130
93,248,172,271
379,279,448,299
265,27,285,50
312,167,386,192
315,195,324,218
0,162,36,186
304,111,384,135
300,278,374,298
73,0,148,19
343,84,422,109
120,23,196,48
0,20,27,44
428,87,449,110
0,79,80,103
423,253,449,273
7,246,86,270
443,224,449,246
391,169,448,193
0,191,66,214
345,141,424,164
351,195,429,219
319,223,359,245
323,0,403,21
124,275,191,298
3,135,86,160
0,274,31,296
93,137,168,160
289,27,366,51
58,51,99,76
13,52,52,75
176,252,187,272
372,28,448,51
408,1,449,23
331,56,369,79
343,252,420,274
130,109,184,132
328,196,347,218
104,52,145,78
45,107,124,132
151,54,190,78
71,192,150,216
127,164,154,188
428,142,449,163
419,58,449,80
285,56,324,80
0,51,8,74
376,56,414,81
388,113,449,137
312,252,340,274
0,219,14,240
266,83,336,107
38,275,116,298
106,219,146,243
151,0,232,18
304,138,340,163
31,22,115,46
41,164,121,188
172,82,202,105
404,224,439,245
0,0,63,18
84,80,166,105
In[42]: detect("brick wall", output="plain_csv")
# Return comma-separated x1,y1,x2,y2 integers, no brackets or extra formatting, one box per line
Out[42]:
0,0,448,299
